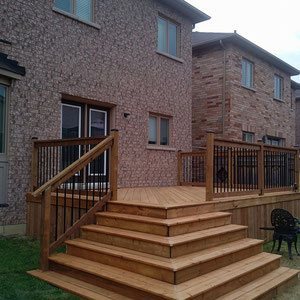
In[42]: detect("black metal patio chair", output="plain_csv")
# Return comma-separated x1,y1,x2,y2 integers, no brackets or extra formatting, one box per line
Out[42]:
269,208,300,259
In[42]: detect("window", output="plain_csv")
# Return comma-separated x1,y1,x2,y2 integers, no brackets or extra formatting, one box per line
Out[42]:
148,115,170,146
0,85,7,154
264,136,285,147
54,0,93,22
274,75,283,100
242,58,254,88
157,16,179,57
242,131,255,143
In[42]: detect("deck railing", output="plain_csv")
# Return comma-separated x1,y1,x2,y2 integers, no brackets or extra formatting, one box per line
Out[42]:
31,137,106,191
177,150,206,186
178,133,299,201
206,133,299,200
27,130,119,270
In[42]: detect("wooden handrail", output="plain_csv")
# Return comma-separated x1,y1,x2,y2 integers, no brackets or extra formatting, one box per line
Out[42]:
32,135,114,198
33,136,106,147
37,131,118,271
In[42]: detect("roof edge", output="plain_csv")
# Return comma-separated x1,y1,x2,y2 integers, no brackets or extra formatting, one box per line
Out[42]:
192,32,300,76
157,0,210,24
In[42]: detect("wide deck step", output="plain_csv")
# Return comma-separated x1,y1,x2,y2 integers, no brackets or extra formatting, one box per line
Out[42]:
28,270,131,300
81,224,247,258
66,238,263,284
48,252,281,300
96,211,231,236
217,267,299,300
107,202,215,219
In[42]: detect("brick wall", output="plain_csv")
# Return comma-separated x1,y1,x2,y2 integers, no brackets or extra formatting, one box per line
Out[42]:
192,42,295,148
295,91,300,146
0,0,194,226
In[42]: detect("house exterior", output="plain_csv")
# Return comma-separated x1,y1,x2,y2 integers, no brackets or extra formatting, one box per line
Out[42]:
192,32,299,149
292,80,300,146
0,0,209,234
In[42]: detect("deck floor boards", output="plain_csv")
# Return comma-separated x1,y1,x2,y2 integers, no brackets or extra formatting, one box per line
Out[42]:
117,186,205,206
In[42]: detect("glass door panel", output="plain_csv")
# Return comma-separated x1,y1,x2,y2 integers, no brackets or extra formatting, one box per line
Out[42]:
61,103,82,170
89,109,107,176
0,85,6,154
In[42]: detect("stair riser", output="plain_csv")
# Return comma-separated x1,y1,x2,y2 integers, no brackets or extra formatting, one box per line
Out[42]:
171,228,247,258
193,258,281,300
169,216,231,236
66,244,175,284
97,217,168,236
255,275,299,300
82,228,247,258
167,204,214,218
176,243,262,284
107,203,167,219
82,229,171,257
96,215,231,237
50,262,170,300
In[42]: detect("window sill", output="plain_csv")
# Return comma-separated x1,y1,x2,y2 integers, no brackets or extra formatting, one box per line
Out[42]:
147,145,176,151
241,85,256,92
156,51,183,64
52,7,100,30
273,97,284,103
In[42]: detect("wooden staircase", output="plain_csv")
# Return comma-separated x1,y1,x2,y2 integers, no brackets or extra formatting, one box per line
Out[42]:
29,201,299,300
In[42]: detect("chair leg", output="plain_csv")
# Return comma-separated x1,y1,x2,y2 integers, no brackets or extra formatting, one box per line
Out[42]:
271,235,276,253
277,237,283,252
294,236,300,256
287,240,293,260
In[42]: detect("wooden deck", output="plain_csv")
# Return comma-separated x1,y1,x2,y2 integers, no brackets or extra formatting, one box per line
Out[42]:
117,186,206,206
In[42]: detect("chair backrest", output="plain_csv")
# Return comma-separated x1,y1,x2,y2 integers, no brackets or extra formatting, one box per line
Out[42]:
271,209,296,233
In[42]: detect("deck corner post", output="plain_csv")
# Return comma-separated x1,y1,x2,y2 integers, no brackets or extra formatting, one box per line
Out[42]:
40,187,52,271
110,129,119,201
177,150,182,186
295,149,300,191
31,137,38,191
258,140,265,196
206,132,215,201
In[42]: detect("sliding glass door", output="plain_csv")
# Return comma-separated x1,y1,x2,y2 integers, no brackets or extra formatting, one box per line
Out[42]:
61,102,108,181
0,85,8,204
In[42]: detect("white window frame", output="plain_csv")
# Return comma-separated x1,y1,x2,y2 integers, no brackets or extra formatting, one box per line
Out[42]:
241,58,254,89
148,115,170,147
265,136,285,147
54,0,94,23
274,75,284,100
157,16,180,58
242,131,255,143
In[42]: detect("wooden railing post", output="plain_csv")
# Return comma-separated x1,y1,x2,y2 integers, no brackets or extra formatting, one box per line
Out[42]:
258,141,264,196
110,129,119,201
177,151,182,186
295,149,300,191
40,187,52,271
206,132,215,201
31,137,38,191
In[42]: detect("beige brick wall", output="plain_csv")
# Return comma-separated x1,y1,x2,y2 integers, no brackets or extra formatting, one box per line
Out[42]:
0,0,194,226
192,42,295,148
296,93,300,146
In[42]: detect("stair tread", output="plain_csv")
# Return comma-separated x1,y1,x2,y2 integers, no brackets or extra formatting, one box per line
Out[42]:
28,269,131,300
66,238,263,271
49,252,281,299
81,224,247,246
217,267,299,300
96,211,231,226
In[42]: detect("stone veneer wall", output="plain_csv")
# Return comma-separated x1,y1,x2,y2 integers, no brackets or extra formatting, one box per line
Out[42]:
0,0,193,226
295,91,300,146
192,43,295,148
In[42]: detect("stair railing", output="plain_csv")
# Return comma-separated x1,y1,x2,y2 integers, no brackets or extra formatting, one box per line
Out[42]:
30,130,119,271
